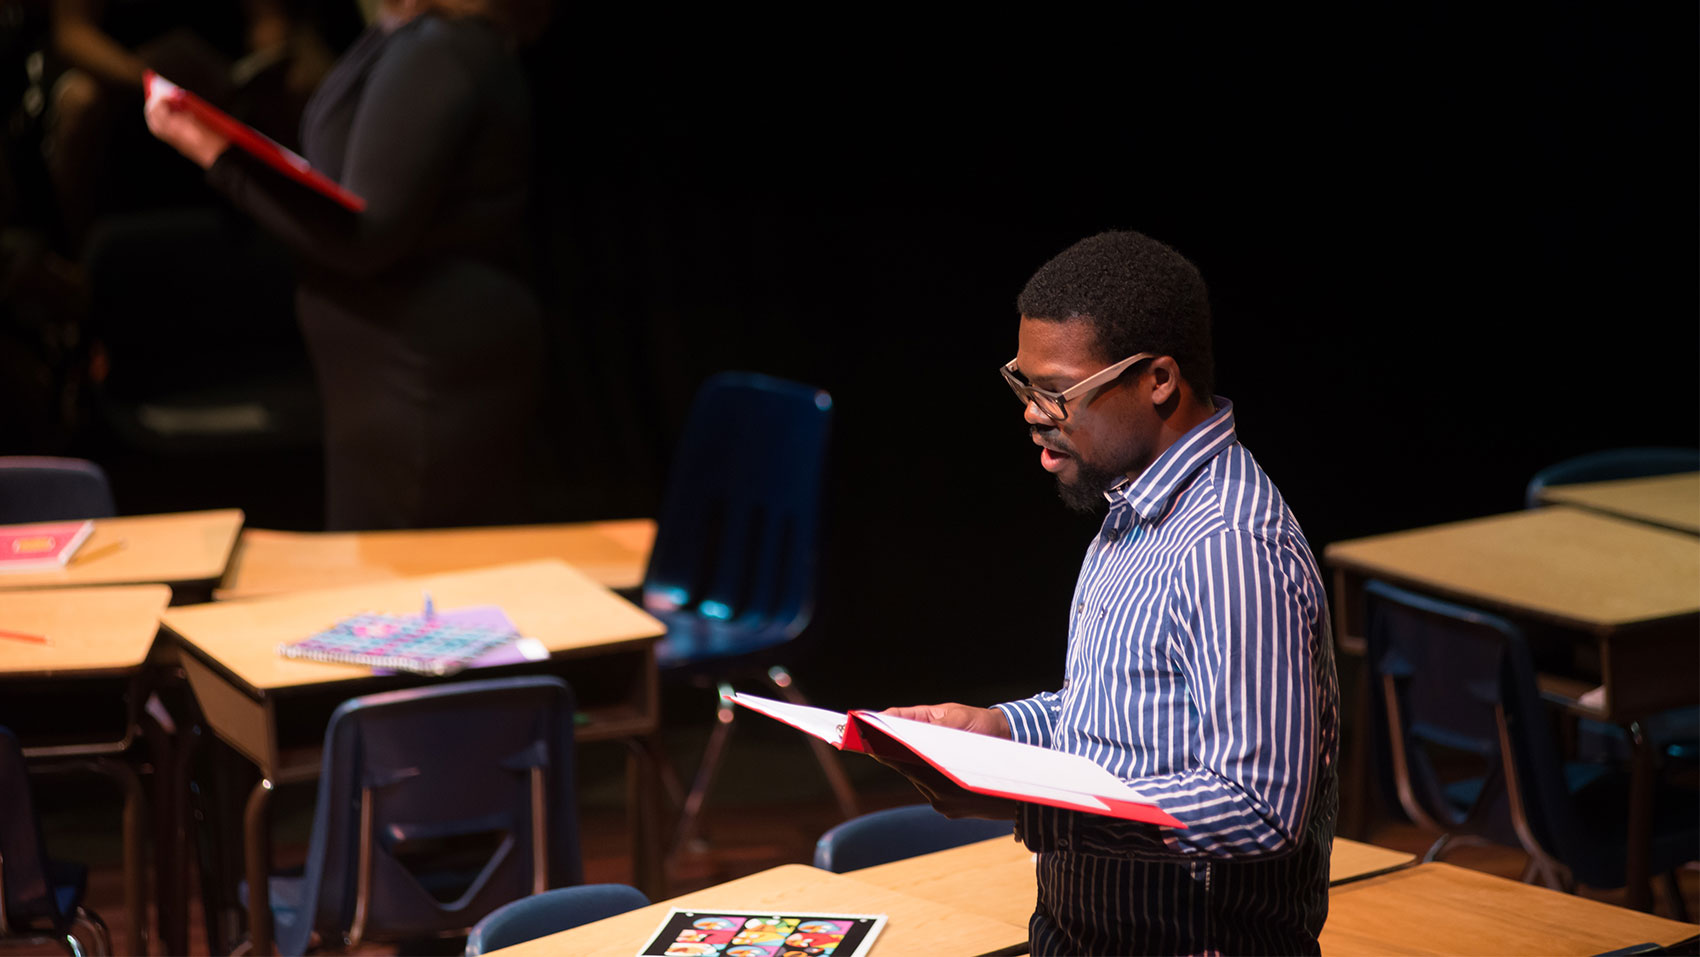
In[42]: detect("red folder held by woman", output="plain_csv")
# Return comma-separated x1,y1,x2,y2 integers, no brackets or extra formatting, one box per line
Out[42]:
144,70,368,213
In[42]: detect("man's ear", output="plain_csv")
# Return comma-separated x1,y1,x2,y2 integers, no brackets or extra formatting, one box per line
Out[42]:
1148,356,1182,406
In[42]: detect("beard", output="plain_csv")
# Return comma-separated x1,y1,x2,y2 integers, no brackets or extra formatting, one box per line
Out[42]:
1032,425,1124,513
1056,458,1125,513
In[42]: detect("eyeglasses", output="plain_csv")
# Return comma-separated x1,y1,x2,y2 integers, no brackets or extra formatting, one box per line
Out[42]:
1000,352,1155,422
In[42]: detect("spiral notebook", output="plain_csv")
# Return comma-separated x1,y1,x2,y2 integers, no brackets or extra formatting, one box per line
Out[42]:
278,608,520,676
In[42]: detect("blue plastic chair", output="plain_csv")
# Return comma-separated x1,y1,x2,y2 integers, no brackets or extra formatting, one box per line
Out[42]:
642,372,859,854
0,457,116,523
260,676,583,956
813,803,1015,873
1523,447,1700,509
0,727,112,956
463,883,650,954
1365,580,1699,913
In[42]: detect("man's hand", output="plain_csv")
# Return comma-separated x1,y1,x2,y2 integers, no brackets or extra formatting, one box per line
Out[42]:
144,92,228,170
872,702,1017,820
897,758,1020,821
881,702,1012,739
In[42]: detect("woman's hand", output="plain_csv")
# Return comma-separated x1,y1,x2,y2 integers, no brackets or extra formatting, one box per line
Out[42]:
143,91,229,170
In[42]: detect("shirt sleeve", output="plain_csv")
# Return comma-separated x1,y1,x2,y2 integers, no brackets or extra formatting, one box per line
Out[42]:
993,692,1061,749
1018,529,1323,861
205,20,478,276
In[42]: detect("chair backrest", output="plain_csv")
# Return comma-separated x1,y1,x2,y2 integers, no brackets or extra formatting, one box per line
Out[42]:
463,883,649,955
279,676,582,956
1524,447,1700,508
1363,581,1582,866
812,803,1014,873
0,727,65,933
642,372,833,651
0,457,116,523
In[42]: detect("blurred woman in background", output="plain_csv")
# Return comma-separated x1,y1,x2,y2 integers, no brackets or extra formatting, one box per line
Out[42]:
145,0,548,530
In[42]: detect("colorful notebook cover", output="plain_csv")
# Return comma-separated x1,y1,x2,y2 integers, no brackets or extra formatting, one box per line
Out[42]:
278,607,519,676
0,520,95,572
638,909,886,956
144,70,368,212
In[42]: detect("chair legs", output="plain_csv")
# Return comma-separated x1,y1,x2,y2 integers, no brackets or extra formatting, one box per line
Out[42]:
764,667,859,822
1661,870,1691,923
66,907,112,957
669,685,738,855
666,668,861,861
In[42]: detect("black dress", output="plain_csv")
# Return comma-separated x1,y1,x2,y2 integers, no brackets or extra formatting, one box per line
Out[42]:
207,13,543,530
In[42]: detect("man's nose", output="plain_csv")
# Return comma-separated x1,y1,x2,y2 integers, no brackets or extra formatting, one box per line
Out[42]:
1022,398,1056,428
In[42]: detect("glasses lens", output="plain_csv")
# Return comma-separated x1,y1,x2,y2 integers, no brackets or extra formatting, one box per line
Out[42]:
1033,392,1065,421
1002,364,1066,421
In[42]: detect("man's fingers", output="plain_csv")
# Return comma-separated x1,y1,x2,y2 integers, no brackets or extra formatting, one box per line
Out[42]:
881,705,945,723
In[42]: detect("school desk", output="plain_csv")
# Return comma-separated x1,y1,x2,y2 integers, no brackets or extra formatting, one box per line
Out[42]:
0,583,172,957
159,559,665,955
1325,505,1700,909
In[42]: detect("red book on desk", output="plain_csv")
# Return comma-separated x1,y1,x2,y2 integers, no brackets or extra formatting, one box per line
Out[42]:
731,692,1184,827
0,520,95,572
144,70,367,212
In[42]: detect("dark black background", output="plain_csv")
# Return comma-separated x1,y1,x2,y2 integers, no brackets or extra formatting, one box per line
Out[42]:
30,5,1700,708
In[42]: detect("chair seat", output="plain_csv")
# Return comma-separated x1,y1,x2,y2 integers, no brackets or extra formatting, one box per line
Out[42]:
653,611,795,669
1565,771,1700,888
1577,710,1700,765
1439,761,1699,888
1441,762,1615,812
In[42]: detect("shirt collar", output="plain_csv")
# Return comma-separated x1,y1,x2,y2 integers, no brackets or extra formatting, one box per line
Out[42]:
1105,397,1238,524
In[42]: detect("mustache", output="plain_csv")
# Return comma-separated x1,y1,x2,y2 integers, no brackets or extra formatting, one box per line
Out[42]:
1030,425,1074,455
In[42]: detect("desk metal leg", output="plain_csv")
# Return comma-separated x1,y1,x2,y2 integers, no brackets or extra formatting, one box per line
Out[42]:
105,757,149,957
35,757,150,957
244,778,276,956
146,695,197,957
1340,654,1373,840
1625,720,1654,912
626,736,667,900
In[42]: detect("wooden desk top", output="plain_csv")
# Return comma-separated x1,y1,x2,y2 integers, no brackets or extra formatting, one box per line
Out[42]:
215,519,656,600
845,836,1417,923
1329,837,1417,882
483,864,1030,957
0,509,243,591
847,835,1034,923
162,559,664,695
1321,862,1697,955
0,584,171,677
1538,472,1700,535
846,841,1684,954
1324,507,1700,632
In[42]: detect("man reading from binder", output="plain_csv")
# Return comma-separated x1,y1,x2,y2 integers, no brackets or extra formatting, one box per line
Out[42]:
885,230,1340,956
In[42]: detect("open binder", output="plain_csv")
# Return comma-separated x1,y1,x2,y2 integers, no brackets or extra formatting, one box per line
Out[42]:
144,70,367,212
730,692,1183,827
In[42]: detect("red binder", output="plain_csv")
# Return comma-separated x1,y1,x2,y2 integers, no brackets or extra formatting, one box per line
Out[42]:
145,70,367,212
731,692,1184,827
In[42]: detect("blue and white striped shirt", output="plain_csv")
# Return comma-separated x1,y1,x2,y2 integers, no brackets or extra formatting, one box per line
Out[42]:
995,398,1339,956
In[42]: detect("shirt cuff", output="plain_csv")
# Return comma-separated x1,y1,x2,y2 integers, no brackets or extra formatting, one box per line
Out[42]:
993,699,1054,748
